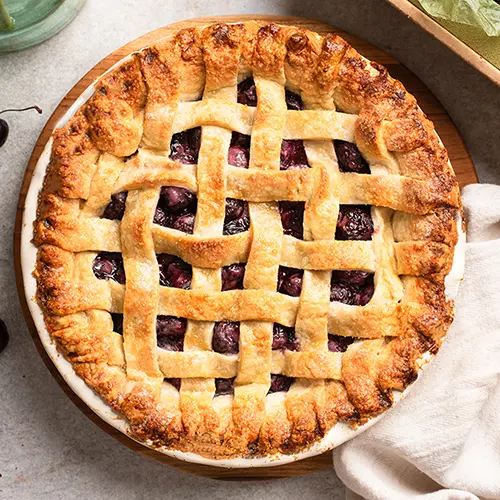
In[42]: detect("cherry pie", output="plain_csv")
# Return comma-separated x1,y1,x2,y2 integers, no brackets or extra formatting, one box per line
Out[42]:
34,22,461,459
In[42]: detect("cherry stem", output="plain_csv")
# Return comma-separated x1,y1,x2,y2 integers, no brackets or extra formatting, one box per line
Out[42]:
0,106,42,115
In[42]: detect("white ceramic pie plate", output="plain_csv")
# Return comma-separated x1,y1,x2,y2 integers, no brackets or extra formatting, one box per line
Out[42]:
20,50,466,468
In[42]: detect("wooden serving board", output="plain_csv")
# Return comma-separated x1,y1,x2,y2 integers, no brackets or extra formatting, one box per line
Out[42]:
14,15,477,481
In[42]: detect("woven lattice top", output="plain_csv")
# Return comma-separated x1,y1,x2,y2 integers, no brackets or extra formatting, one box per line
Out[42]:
34,22,460,459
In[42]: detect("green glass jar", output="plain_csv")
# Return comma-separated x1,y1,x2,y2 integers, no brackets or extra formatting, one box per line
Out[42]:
0,0,86,53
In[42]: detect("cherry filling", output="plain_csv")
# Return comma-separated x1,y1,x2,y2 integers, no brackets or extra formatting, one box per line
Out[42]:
281,90,309,171
279,201,305,240
93,252,125,284
285,89,304,111
102,191,128,220
272,324,298,351
280,140,310,170
223,198,250,235
170,127,201,164
237,78,257,107
157,254,192,289
228,132,250,169
330,270,374,306
212,321,240,355
336,205,374,241
277,266,303,297
165,378,181,390
328,334,355,353
269,374,294,394
334,140,370,174
215,377,235,397
154,186,197,234
156,315,187,351
221,263,245,291
111,313,123,335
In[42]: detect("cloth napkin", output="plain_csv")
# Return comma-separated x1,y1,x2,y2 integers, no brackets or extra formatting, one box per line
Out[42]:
333,184,500,500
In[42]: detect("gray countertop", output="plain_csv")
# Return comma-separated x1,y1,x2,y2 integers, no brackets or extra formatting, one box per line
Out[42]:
0,1,498,499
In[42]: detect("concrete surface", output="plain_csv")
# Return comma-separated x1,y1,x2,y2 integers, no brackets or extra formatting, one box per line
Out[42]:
0,1,498,499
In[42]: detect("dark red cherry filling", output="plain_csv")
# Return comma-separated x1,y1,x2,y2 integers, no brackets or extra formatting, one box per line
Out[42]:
212,321,240,355
237,78,257,107
334,140,370,174
330,271,374,306
328,334,355,352
170,127,201,164
272,324,298,351
111,313,123,334
285,89,304,111
93,252,125,284
221,263,245,291
224,198,250,235
154,186,197,234
269,374,294,393
157,254,192,289
281,90,309,171
277,267,303,297
228,132,250,169
165,378,181,390
280,140,310,170
156,315,187,351
279,201,304,240
215,377,235,397
336,205,374,241
102,192,127,220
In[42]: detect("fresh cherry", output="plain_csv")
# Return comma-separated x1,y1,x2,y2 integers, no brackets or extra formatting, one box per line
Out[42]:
0,106,42,148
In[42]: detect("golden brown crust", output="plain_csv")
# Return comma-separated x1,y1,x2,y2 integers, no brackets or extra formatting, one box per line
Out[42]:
33,22,461,459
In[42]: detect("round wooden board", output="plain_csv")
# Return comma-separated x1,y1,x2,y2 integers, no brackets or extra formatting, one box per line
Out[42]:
14,15,478,481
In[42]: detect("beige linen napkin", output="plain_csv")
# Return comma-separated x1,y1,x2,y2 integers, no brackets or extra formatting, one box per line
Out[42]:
334,184,500,500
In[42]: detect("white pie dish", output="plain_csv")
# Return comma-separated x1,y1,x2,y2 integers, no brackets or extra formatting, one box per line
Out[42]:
20,48,466,469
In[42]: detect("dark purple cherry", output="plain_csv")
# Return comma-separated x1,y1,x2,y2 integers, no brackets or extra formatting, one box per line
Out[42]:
170,127,201,164
221,263,245,291
102,192,127,220
172,213,195,234
280,140,309,170
269,374,294,393
153,206,170,227
223,199,250,235
215,378,235,396
331,270,370,285
212,322,240,355
237,78,257,107
0,318,9,354
160,186,195,214
157,254,192,289
0,106,42,149
279,201,304,240
277,267,303,297
336,206,374,241
334,140,370,174
111,313,123,335
92,252,125,284
285,90,304,111
166,378,181,390
330,281,357,305
272,324,298,351
156,316,186,351
357,282,375,306
228,132,250,168
328,334,354,353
